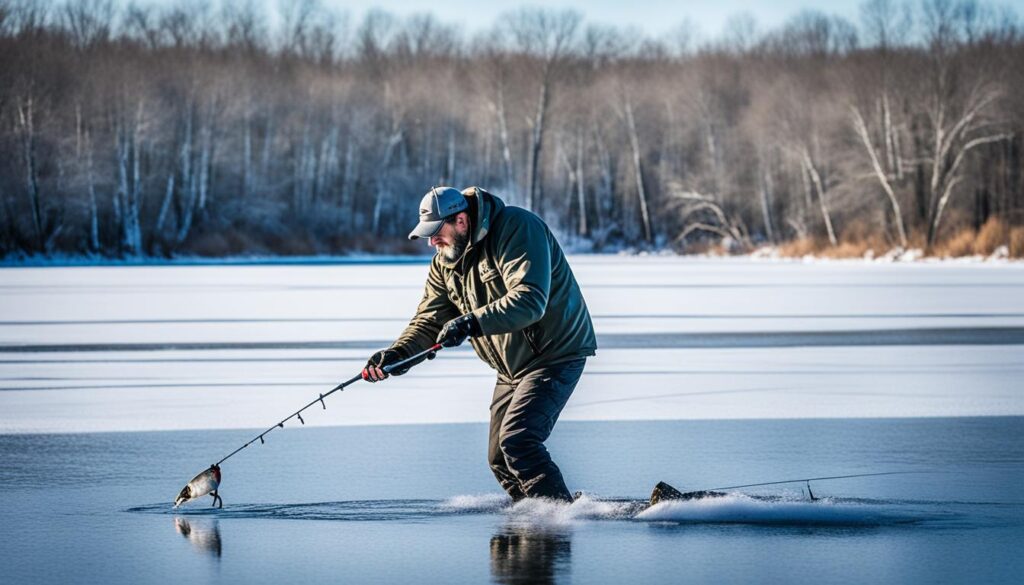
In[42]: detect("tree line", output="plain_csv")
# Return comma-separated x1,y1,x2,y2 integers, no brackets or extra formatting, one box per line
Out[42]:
1,0,1021,259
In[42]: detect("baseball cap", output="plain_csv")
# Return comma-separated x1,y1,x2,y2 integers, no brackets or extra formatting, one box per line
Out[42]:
408,187,469,240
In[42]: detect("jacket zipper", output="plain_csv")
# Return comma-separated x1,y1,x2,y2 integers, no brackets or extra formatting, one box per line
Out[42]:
524,326,541,356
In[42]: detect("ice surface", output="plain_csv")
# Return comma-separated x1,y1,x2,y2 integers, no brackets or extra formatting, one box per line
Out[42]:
2,418,1021,584
1,257,1022,433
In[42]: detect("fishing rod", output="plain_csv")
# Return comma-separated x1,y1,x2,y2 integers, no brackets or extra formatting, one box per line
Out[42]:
174,343,444,508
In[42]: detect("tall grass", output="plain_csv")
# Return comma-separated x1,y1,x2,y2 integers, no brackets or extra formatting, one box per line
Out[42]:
774,216,1021,259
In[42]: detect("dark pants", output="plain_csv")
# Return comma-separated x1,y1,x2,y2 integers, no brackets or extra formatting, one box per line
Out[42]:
488,358,585,502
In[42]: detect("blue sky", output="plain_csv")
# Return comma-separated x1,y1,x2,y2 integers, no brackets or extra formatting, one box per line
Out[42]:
319,0,863,37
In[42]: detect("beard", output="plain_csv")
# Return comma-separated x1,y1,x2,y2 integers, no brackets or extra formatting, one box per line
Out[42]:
440,229,470,262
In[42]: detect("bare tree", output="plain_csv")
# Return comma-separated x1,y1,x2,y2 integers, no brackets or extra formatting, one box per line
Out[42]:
60,0,114,48
918,0,1011,246
504,8,581,214
222,0,268,54
475,38,519,202
15,96,45,250
860,0,912,48
851,105,908,246
0,1,1020,259
622,90,653,244
668,185,750,250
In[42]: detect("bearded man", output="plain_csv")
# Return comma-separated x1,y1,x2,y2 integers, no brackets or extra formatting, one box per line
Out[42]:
362,186,597,502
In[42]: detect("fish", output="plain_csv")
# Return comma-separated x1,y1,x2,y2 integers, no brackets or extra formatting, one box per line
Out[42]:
175,464,222,508
648,481,727,507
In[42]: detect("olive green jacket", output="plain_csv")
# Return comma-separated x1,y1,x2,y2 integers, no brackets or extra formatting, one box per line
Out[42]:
392,187,597,380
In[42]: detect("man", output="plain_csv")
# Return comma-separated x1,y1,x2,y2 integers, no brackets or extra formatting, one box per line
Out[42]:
362,186,597,502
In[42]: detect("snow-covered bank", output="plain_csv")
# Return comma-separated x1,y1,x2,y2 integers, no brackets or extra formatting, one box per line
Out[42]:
0,252,433,268
744,244,1021,264
2,243,1023,268
1,258,1022,433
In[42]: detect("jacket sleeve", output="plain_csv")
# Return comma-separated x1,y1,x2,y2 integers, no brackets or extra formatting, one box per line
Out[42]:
471,212,551,335
391,258,460,356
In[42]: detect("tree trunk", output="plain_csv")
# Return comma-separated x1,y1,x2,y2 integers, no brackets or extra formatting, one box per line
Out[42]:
176,105,197,245
526,65,551,213
260,114,274,196
554,137,578,238
703,112,721,198
156,173,175,235
316,124,338,206
923,88,1004,248
624,94,652,244
851,106,908,247
592,121,612,232
16,97,45,252
575,129,587,237
758,150,775,244
800,148,837,246
422,122,433,177
495,85,516,202
481,127,493,185
295,122,312,213
446,123,456,186
85,134,100,252
372,129,402,234
928,134,1010,246
340,129,356,229
882,94,901,179
242,115,252,199
126,110,144,254
197,124,212,213
116,119,143,255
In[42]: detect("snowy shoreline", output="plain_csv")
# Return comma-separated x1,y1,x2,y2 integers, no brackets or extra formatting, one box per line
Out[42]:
1,246,1022,268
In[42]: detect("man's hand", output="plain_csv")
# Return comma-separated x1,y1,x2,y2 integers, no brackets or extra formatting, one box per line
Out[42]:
436,313,482,348
362,348,407,382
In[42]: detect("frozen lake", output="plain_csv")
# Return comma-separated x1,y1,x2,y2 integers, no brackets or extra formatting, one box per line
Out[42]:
1,257,1023,584
0,257,1022,432
2,419,1022,584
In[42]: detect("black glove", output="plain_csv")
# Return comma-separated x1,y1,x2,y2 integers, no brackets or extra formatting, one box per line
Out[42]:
362,348,409,382
437,313,482,348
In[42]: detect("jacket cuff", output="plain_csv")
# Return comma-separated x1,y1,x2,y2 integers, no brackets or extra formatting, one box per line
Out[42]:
470,307,493,335
387,343,413,360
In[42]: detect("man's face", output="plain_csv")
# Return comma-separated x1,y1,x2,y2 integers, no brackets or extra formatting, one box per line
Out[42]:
430,212,470,261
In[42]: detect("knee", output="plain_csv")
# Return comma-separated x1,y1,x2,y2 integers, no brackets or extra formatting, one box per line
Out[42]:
488,448,505,471
488,438,508,469
498,430,539,462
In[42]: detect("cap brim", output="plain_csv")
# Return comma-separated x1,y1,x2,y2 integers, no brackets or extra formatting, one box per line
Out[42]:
408,219,445,240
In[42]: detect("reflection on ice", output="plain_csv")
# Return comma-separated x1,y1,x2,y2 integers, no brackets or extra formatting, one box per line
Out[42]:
173,517,222,558
490,529,571,585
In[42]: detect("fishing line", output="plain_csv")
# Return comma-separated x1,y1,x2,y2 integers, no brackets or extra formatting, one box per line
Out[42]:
706,471,927,492
646,471,933,507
